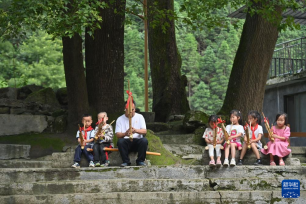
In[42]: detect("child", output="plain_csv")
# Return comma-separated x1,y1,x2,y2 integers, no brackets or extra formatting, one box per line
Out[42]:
203,115,224,167
238,110,263,165
93,112,114,167
71,114,95,168
261,113,291,166
223,110,244,166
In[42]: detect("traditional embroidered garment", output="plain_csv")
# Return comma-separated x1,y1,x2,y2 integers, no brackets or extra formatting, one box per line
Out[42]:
261,126,291,157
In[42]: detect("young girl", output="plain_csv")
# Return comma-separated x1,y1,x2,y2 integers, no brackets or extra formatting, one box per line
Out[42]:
203,115,224,167
238,111,263,165
223,110,244,166
261,113,291,166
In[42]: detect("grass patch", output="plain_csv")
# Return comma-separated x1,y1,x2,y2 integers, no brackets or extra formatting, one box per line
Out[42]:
0,133,66,151
146,130,196,165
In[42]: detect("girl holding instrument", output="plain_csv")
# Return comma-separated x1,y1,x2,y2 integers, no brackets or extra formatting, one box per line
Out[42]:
223,110,244,167
238,111,263,165
203,115,224,167
261,113,291,166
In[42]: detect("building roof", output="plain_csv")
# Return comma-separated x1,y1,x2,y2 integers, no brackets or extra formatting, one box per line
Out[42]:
228,6,306,25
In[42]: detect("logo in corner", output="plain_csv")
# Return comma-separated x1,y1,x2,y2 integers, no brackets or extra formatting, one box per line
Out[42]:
282,180,300,198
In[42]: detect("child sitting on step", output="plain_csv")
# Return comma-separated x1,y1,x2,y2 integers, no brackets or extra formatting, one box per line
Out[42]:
223,110,244,167
93,112,114,167
261,113,291,166
238,111,263,165
71,114,95,168
203,115,224,167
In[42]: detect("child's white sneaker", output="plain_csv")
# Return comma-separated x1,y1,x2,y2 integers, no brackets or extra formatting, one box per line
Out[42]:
89,161,95,167
223,158,229,166
230,158,236,166
71,162,80,168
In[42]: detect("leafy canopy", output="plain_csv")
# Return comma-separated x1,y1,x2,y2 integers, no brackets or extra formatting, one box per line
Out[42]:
0,0,106,39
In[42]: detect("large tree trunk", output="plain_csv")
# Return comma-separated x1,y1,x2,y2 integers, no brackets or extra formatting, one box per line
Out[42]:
218,5,281,121
147,0,190,122
85,0,125,114
62,34,89,132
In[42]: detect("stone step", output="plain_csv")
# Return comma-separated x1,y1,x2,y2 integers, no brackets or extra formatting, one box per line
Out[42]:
51,151,141,168
1,166,305,184
0,144,30,160
1,176,298,196
155,134,194,144
1,191,305,204
0,179,210,195
291,146,306,163
0,160,52,168
163,144,204,156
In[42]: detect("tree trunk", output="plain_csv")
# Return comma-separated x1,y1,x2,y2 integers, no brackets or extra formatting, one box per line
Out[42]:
85,0,125,114
147,0,190,122
62,34,89,131
218,5,281,121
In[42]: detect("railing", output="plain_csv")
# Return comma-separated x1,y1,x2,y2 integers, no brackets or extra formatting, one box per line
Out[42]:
269,37,306,78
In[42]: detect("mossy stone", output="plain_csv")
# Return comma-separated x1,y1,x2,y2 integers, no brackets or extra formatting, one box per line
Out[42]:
193,126,207,146
56,87,68,105
146,122,170,132
54,115,68,133
183,110,209,132
25,87,60,107
146,130,193,165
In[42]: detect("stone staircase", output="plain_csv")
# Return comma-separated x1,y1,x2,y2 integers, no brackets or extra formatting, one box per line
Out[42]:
0,164,305,203
156,131,204,161
0,137,305,203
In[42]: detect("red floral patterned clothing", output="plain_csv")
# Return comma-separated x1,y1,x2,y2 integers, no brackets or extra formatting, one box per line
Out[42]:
203,127,224,143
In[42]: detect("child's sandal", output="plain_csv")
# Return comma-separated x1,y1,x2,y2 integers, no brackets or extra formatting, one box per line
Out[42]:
270,161,276,166
279,160,285,166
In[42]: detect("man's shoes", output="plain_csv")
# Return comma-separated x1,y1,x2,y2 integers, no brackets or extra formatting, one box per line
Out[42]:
89,161,95,167
254,159,262,165
95,162,101,167
237,159,243,165
120,163,131,167
137,162,146,166
71,162,80,168
102,163,109,167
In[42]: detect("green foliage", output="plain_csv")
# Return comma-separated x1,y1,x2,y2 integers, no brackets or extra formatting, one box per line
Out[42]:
179,0,305,31
0,0,106,38
1,0,306,116
0,30,65,89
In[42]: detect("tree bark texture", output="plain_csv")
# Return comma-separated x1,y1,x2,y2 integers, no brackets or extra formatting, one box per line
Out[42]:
147,0,190,122
219,5,281,121
85,0,125,114
62,34,89,130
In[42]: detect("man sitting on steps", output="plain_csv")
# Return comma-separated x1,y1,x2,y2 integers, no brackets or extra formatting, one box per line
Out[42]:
115,100,148,167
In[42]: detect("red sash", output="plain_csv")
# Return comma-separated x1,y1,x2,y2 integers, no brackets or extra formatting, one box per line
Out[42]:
80,126,93,140
250,124,258,140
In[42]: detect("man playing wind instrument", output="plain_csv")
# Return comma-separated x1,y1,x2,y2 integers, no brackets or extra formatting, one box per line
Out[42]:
115,100,148,167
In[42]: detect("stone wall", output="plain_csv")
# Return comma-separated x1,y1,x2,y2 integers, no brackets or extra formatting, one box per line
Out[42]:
0,85,68,136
